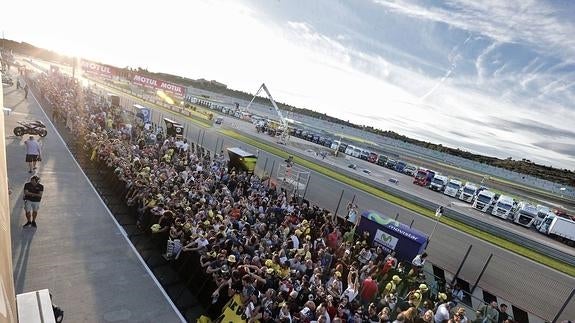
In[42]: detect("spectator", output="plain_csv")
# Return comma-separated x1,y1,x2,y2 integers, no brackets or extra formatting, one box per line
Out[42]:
475,301,499,323
497,304,509,323
360,275,378,305
434,301,454,323
24,136,41,173
451,284,464,304
22,175,43,228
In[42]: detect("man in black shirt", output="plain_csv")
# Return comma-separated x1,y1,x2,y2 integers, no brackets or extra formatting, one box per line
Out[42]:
498,303,510,323
23,175,44,228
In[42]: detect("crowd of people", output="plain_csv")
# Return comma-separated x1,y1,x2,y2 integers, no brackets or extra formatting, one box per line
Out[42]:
30,69,519,323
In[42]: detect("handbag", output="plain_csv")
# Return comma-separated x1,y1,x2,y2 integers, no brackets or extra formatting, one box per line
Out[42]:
37,155,42,162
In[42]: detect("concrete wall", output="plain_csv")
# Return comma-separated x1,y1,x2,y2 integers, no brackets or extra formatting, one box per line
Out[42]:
0,77,17,323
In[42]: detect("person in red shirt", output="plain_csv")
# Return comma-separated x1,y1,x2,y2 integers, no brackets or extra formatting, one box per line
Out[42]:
360,275,378,305
326,228,339,250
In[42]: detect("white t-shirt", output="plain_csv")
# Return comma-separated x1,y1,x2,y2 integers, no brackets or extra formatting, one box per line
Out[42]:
341,285,358,302
434,304,450,323
195,237,209,248
25,139,41,155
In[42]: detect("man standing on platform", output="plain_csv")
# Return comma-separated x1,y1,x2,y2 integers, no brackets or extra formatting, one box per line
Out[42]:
23,175,44,228
24,136,41,173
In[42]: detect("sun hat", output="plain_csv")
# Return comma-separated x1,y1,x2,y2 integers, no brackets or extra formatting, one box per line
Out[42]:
438,293,448,301
227,255,237,263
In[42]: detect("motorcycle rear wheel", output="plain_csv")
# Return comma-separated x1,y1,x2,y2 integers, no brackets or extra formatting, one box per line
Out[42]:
13,127,25,137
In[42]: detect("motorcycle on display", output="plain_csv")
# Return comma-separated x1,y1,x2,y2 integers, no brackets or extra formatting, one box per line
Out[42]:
13,120,48,137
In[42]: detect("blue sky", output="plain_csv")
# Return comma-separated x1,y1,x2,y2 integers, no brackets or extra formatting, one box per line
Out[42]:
2,0,574,170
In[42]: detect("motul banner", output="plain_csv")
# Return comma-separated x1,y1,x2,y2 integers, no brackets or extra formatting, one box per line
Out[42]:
81,60,115,77
132,74,185,97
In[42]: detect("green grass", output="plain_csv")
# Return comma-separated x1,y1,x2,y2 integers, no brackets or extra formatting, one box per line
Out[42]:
220,129,575,277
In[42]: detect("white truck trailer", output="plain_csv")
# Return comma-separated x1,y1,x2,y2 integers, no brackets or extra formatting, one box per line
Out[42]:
458,182,478,203
491,195,514,219
444,179,463,198
537,215,575,246
473,190,495,212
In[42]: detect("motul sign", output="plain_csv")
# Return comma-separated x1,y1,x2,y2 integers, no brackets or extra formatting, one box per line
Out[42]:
81,60,114,77
132,74,184,97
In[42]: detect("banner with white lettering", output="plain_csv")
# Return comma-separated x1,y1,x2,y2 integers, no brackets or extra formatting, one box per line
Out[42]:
132,74,185,97
81,60,115,77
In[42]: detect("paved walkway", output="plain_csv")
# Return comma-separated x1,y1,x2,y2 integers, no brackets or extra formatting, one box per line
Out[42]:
4,75,184,322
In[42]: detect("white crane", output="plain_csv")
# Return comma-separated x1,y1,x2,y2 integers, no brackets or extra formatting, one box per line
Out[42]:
245,83,289,144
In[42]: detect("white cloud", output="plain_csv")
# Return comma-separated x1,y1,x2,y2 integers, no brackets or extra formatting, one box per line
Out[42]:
372,0,575,60
275,19,575,168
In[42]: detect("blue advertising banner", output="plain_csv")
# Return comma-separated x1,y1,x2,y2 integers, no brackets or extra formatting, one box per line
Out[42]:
358,210,428,262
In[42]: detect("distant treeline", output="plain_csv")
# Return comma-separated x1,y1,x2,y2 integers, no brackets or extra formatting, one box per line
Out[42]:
3,38,573,186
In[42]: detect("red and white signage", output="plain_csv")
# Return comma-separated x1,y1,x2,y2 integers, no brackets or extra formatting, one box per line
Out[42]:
132,74,185,97
81,60,115,77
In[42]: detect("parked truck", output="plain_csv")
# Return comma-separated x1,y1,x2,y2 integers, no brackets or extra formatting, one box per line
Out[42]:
444,179,463,198
534,205,553,227
377,154,388,167
385,159,397,170
511,202,538,227
357,210,429,261
491,195,515,219
403,164,417,176
473,190,496,212
429,174,448,192
458,182,478,203
537,215,575,246
394,161,407,173
414,169,434,187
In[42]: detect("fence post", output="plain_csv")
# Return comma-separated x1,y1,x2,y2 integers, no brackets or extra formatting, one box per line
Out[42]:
214,137,220,153
262,157,269,177
303,174,311,199
295,172,301,197
552,288,575,323
268,160,276,189
334,189,345,219
451,245,472,286
471,253,492,294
